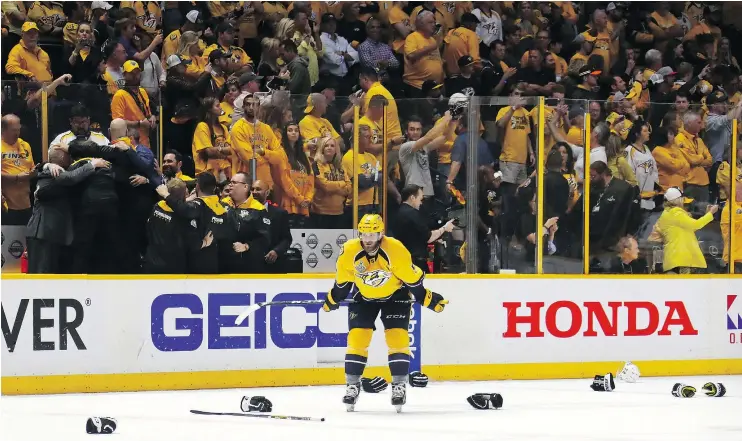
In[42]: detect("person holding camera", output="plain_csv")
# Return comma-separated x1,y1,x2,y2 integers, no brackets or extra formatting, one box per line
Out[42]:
394,184,455,272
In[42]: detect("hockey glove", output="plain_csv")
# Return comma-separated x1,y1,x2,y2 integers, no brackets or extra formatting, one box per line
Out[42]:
702,382,726,397
241,396,273,412
322,292,341,312
467,393,503,410
361,376,388,393
421,289,448,313
86,417,117,434
671,383,696,398
590,373,615,392
409,371,429,388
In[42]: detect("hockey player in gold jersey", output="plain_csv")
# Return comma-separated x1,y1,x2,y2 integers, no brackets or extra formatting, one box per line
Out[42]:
322,214,448,412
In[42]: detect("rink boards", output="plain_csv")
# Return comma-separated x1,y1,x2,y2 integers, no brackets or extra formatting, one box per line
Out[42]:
1,275,742,395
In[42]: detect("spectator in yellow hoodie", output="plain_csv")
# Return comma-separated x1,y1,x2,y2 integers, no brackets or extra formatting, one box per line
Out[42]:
652,125,691,191
311,136,350,229
651,187,718,274
721,180,742,272
278,121,314,226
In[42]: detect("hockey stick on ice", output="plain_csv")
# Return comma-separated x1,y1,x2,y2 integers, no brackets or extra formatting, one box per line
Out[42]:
190,409,325,422
234,299,416,325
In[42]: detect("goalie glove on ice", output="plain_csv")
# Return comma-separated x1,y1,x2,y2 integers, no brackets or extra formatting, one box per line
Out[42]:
671,383,696,398
361,376,388,393
409,371,428,388
702,382,726,397
86,417,117,434
467,393,503,410
590,373,615,392
241,396,273,412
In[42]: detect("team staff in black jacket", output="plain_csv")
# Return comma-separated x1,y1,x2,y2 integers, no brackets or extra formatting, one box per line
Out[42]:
251,179,292,274
220,172,271,274
26,149,109,273
143,179,214,274
58,119,154,273
163,172,229,274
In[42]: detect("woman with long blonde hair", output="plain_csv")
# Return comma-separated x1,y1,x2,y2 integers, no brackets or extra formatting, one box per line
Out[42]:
311,136,350,228
177,30,206,78
605,132,638,186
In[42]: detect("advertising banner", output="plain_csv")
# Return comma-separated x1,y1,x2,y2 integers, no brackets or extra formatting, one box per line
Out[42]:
1,278,420,377
290,229,354,273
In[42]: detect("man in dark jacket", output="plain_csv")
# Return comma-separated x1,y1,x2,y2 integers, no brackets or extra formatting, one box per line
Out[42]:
143,179,212,274
220,172,271,274
26,150,108,273
251,179,292,274
280,39,310,95
61,121,154,273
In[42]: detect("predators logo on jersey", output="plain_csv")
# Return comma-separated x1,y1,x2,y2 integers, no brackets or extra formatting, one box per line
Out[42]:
336,236,423,301
358,269,392,288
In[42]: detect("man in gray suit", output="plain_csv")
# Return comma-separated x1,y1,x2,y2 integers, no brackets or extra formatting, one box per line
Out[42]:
25,149,110,273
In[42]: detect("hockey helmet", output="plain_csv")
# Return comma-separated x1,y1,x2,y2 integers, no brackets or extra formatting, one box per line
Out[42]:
358,214,384,234
448,93,469,118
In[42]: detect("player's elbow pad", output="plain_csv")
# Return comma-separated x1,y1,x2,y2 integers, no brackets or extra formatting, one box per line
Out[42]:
330,281,352,303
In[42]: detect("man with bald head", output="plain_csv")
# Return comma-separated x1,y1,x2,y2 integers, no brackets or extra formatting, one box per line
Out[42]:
2,114,36,224
251,179,292,273
403,10,443,97
299,92,345,151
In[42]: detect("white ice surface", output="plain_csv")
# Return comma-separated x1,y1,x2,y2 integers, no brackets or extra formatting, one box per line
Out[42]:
2,376,742,441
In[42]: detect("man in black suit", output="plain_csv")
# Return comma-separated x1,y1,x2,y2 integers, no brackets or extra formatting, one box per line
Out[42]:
251,179,292,273
26,149,110,273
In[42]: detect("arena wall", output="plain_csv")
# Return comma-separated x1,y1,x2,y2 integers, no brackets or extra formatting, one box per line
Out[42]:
2,275,741,395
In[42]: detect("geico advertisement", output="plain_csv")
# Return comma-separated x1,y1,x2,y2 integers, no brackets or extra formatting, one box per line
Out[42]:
421,278,742,365
1,279,421,376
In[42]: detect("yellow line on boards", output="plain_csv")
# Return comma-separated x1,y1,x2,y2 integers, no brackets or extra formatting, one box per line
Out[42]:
3,360,741,395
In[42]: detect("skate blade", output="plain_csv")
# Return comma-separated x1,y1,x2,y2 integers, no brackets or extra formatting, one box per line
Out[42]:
345,403,355,412
394,405,403,413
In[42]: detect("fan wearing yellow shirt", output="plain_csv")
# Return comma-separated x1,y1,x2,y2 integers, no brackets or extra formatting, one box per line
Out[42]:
192,97,233,181
579,9,613,69
299,94,344,152
530,85,570,156
161,10,204,65
342,125,382,211
496,92,534,185
120,1,161,36
403,11,444,95
388,2,413,54
358,95,405,160
203,22,253,75
443,13,480,77
359,67,402,140
410,3,449,46
1,115,35,217
230,93,284,189
322,214,448,412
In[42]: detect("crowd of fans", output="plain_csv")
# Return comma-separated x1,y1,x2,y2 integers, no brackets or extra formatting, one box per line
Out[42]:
2,1,742,275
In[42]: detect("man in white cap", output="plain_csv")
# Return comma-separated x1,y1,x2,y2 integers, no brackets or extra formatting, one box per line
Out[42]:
162,10,205,64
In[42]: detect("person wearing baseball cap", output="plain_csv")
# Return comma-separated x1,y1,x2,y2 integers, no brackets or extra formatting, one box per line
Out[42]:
161,10,204,63
203,22,253,73
445,56,478,97
208,48,231,89
442,12,480,77
572,66,601,100
111,60,155,148
230,72,264,125
654,186,718,274
6,22,53,83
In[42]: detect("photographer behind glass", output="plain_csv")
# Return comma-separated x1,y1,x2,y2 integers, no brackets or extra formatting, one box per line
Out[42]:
393,184,455,272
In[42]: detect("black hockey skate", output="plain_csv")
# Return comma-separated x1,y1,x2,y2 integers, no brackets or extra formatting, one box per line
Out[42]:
343,383,361,412
391,382,407,413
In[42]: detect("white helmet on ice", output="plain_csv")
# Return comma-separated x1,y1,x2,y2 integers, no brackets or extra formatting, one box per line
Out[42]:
616,361,640,383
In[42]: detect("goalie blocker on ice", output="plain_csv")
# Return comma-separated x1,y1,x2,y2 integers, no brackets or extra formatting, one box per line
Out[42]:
322,214,448,412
